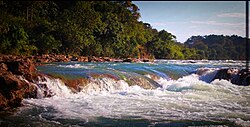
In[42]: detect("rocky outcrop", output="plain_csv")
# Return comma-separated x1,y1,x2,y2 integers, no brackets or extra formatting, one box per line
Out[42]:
122,58,141,62
35,54,70,63
0,55,38,110
212,68,249,86
122,58,154,63
33,54,154,64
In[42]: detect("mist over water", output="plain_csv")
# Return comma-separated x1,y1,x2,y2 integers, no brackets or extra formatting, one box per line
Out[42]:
1,60,249,127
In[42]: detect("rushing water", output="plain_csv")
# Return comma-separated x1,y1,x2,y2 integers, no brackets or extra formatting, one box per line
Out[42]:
1,60,250,127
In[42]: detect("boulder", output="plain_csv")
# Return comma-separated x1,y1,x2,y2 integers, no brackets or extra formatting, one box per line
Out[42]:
34,54,70,63
103,57,111,62
77,56,88,62
123,58,140,62
0,72,36,110
0,55,38,110
213,68,249,86
70,56,78,61
88,56,101,62
123,58,133,62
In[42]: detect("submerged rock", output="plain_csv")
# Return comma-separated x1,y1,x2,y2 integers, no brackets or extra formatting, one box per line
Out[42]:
63,78,90,93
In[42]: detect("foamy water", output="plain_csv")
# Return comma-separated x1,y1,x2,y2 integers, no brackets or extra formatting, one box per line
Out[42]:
1,60,249,127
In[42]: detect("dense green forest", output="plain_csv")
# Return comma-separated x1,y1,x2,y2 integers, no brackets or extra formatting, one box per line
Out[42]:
0,1,247,60
184,35,246,60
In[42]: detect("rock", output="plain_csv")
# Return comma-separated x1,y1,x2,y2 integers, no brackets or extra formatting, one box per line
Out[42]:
34,54,70,63
103,57,111,62
70,56,78,61
77,56,88,62
122,58,140,62
0,72,35,110
142,59,150,62
123,58,133,62
0,63,8,72
88,56,101,62
213,68,231,80
0,55,38,110
63,78,90,93
237,69,250,86
213,68,249,86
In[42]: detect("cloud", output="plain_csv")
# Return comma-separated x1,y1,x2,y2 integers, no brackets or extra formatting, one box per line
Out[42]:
191,20,244,27
217,13,245,18
151,22,169,27
187,20,245,41
151,22,187,27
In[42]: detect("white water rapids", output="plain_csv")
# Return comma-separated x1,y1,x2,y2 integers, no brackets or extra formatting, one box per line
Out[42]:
19,69,250,127
2,60,249,127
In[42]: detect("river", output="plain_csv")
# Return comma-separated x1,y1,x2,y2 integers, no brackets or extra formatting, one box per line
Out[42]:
0,60,249,127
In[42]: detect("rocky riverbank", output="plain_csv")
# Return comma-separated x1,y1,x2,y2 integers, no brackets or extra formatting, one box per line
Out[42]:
0,54,154,110
0,55,38,110
33,54,154,64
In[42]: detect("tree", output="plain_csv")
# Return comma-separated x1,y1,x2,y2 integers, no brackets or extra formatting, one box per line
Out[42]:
184,35,247,60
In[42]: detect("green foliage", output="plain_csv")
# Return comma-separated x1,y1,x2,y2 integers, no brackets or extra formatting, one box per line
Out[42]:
185,35,246,60
0,1,245,60
0,23,37,55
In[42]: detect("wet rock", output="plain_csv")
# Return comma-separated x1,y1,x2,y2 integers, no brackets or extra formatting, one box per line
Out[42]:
63,78,90,93
36,83,54,97
122,58,132,62
142,59,150,62
0,72,36,110
236,69,250,86
0,55,38,110
212,68,250,86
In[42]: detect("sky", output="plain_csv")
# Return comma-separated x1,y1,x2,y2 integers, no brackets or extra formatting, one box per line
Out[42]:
133,1,246,43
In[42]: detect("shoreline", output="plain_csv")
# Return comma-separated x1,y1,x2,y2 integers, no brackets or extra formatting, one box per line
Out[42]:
32,54,154,65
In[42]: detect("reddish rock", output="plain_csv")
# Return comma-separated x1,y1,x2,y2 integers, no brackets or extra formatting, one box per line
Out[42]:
0,72,36,110
63,78,90,93
77,56,88,62
0,55,38,110
0,63,8,72
34,54,70,63
103,57,111,62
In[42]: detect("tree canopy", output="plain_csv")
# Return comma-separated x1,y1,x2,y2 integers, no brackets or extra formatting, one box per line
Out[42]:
0,1,247,60
184,35,246,60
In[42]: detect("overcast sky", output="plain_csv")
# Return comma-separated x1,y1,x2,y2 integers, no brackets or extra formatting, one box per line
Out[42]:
133,1,246,43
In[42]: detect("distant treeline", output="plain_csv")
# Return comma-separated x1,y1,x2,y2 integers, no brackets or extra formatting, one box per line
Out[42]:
0,1,247,60
184,35,246,60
